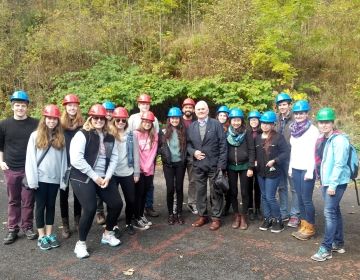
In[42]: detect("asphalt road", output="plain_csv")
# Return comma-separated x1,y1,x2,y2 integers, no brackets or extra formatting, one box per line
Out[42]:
1,168,359,280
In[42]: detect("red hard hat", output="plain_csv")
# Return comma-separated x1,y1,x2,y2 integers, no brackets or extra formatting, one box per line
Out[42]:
182,98,195,107
88,104,107,117
63,94,80,105
43,104,61,118
137,93,151,104
112,107,129,119
141,111,155,122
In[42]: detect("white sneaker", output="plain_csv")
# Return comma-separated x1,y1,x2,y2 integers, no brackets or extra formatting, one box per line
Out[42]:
141,215,152,226
101,231,121,247
74,241,89,259
133,219,150,230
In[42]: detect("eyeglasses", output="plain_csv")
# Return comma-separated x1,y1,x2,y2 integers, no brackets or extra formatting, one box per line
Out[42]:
92,116,106,121
115,119,127,124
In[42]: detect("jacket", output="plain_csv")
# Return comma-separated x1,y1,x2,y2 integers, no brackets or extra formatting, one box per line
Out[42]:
227,129,255,169
159,129,187,167
275,112,294,144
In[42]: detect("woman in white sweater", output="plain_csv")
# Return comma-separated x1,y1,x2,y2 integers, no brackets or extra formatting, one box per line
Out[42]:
288,100,319,241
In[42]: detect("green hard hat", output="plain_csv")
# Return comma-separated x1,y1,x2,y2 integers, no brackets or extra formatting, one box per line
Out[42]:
316,107,336,121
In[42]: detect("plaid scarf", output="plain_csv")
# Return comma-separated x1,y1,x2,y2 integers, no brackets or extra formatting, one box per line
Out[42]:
290,119,311,138
227,126,246,147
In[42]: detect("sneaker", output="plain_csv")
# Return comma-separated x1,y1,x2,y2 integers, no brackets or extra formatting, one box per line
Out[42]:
24,228,38,240
113,226,121,239
145,207,159,217
187,204,198,215
3,231,18,245
282,216,290,222
133,219,150,230
311,246,332,262
332,244,346,254
74,241,89,259
287,216,300,228
47,234,60,248
37,236,51,250
96,212,106,225
259,218,273,231
101,231,121,247
271,219,285,233
177,213,185,225
141,215,152,226
125,224,135,235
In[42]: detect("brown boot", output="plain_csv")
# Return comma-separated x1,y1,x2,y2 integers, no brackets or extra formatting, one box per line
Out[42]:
209,218,221,231
292,219,306,238
239,214,248,230
232,214,241,229
294,221,315,241
61,217,71,239
74,215,80,232
192,216,208,227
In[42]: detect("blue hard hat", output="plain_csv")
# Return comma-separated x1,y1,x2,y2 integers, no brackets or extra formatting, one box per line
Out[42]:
260,111,277,123
217,105,230,114
102,101,116,111
10,90,29,103
248,110,261,119
292,100,310,112
228,108,244,119
275,92,292,104
167,107,183,117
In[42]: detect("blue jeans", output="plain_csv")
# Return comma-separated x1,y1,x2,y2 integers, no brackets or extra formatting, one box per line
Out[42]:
321,184,347,251
258,176,281,220
292,169,315,224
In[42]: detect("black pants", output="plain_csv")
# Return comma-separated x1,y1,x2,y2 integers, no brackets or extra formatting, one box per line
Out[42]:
227,169,249,214
59,186,82,218
248,170,261,209
164,163,185,215
135,174,153,219
114,175,136,225
35,182,59,228
71,178,123,241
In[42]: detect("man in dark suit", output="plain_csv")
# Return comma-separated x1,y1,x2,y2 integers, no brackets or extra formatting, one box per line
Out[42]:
187,101,227,230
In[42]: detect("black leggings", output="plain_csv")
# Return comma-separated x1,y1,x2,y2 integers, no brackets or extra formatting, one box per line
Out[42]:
114,175,136,225
227,169,249,214
71,179,123,241
163,163,185,215
248,170,261,209
59,186,82,218
35,182,59,228
134,174,152,219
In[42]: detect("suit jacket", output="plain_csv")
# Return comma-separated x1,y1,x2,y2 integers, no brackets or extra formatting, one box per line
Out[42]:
187,118,227,172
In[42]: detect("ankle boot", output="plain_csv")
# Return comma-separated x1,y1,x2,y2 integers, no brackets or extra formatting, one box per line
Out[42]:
239,214,248,230
294,220,315,241
74,215,80,233
61,217,71,239
248,209,255,221
232,214,241,229
292,219,306,239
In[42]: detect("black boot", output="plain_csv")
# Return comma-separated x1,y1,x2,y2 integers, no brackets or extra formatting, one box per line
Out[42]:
248,208,255,221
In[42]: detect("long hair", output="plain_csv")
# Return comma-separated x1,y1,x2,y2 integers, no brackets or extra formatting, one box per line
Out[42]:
263,129,276,155
230,120,246,135
164,118,186,152
83,116,109,133
108,118,128,141
36,116,65,150
60,107,84,130
137,122,156,148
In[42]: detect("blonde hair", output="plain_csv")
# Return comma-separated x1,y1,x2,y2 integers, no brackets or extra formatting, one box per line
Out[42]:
60,106,84,130
137,122,156,148
36,116,65,150
108,118,128,141
83,116,109,133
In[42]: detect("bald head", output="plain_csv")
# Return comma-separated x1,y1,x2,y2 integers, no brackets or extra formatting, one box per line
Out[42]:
195,100,209,120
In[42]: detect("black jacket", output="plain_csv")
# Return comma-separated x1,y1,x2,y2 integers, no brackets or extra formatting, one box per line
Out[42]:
255,131,289,178
227,129,255,169
187,118,227,172
158,129,186,167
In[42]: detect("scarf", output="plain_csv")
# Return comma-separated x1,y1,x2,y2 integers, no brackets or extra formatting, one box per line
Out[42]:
227,126,246,146
290,119,311,138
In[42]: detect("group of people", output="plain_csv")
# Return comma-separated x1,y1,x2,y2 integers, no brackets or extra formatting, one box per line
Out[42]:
0,90,352,262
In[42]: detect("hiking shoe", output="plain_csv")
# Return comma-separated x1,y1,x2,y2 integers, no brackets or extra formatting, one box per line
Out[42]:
141,215,152,226
145,207,159,217
125,224,135,235
332,244,346,254
74,241,89,259
311,246,332,262
101,231,121,247
24,228,38,240
37,236,51,250
96,212,106,225
47,234,60,248
3,231,18,245
287,216,300,228
187,204,198,215
271,219,285,233
259,218,273,231
133,219,150,230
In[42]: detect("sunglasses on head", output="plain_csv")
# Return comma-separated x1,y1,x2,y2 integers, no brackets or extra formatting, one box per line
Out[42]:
92,116,106,121
115,118,127,124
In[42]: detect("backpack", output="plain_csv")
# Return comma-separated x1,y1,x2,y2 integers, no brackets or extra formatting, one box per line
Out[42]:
348,143,359,205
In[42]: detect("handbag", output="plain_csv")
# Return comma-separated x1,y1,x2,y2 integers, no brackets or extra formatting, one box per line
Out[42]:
214,169,229,193
22,140,53,189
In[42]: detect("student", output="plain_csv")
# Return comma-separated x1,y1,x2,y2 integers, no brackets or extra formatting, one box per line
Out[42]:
109,107,141,235
159,107,187,225
25,105,67,250
256,111,289,233
288,101,319,241
311,108,350,262
133,111,158,229
59,94,84,238
0,90,38,245
70,104,122,259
